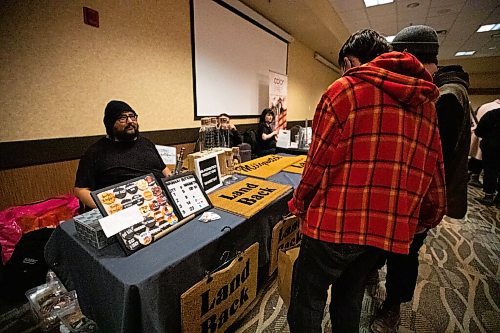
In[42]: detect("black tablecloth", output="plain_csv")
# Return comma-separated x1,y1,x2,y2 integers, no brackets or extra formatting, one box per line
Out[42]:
45,173,299,332
275,146,309,155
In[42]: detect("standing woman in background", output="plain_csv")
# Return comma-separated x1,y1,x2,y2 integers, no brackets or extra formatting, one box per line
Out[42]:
256,108,278,156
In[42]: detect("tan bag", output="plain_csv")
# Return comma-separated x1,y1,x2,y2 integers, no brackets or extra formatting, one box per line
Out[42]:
277,246,300,307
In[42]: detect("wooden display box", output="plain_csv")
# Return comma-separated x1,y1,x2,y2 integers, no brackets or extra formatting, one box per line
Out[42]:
186,148,232,176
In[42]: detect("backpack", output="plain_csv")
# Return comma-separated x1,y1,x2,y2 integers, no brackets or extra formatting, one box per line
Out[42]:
1,228,54,301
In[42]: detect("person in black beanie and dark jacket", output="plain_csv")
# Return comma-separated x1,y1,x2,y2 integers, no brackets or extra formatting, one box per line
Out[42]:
433,65,471,217
74,100,171,209
475,107,500,206
371,25,449,333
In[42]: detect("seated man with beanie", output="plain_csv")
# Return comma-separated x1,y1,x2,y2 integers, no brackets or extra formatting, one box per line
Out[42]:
74,100,171,209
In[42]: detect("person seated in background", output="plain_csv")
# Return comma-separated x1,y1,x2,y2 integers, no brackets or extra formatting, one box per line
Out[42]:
218,113,242,147
256,108,278,156
74,100,171,209
468,98,500,187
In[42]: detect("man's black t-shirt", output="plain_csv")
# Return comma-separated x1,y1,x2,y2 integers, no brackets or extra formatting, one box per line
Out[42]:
75,136,166,191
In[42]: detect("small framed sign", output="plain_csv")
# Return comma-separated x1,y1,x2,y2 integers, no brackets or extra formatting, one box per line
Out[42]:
194,152,222,193
162,171,213,220
91,174,181,255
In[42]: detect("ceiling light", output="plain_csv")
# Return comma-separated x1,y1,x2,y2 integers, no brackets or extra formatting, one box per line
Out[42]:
489,46,497,50
385,35,396,42
455,51,476,56
363,0,394,8
406,2,420,8
477,23,500,32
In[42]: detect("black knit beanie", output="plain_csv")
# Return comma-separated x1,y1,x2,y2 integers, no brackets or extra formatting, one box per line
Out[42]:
103,100,135,136
392,25,439,57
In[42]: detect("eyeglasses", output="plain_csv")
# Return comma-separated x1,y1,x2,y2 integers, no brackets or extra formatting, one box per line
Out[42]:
117,114,138,123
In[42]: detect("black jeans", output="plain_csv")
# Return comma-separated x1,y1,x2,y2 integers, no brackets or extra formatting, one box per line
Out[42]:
482,147,500,194
384,230,428,306
287,236,383,333
468,157,482,174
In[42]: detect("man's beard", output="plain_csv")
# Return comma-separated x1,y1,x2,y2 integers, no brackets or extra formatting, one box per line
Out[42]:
113,124,139,142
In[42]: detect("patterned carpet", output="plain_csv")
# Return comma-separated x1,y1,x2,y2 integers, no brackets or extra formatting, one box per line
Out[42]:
232,185,500,333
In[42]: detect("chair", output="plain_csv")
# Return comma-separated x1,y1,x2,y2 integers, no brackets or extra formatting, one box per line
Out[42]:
238,143,252,162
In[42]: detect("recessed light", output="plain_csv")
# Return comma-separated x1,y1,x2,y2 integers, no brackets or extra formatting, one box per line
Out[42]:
385,35,396,42
477,23,500,32
364,0,394,8
407,2,420,8
455,51,476,56
489,46,497,50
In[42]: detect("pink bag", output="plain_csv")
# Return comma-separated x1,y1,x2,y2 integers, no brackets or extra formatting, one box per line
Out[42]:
0,194,79,264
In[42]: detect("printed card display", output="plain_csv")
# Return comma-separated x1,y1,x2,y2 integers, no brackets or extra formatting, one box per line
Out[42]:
194,153,222,193
162,172,213,220
91,174,180,254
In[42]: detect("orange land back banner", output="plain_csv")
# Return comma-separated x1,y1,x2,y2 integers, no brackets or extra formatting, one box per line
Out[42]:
236,154,302,179
209,178,292,218
269,215,302,276
282,155,307,174
180,243,259,333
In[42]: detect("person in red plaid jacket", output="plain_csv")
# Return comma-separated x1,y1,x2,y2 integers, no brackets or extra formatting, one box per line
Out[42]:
287,29,446,333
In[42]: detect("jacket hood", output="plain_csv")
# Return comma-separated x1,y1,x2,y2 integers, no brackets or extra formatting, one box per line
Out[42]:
433,65,470,89
345,51,439,106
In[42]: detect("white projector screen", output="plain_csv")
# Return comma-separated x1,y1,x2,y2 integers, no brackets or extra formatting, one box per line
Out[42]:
192,0,288,118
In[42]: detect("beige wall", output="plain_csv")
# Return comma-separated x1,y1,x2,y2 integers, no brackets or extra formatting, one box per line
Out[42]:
0,1,337,142
469,95,499,111
288,40,340,121
1,1,194,141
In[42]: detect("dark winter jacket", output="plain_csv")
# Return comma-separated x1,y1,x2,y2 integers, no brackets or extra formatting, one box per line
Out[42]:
434,65,471,219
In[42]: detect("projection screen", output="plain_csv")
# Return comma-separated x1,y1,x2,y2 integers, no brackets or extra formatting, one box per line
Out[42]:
192,0,288,118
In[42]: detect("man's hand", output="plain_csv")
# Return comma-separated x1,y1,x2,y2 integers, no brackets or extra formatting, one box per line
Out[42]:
415,225,428,234
74,187,97,209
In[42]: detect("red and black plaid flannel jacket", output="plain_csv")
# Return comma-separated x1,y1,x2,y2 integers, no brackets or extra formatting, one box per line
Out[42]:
289,52,447,255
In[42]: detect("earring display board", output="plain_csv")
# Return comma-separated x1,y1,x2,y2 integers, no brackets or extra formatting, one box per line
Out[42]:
162,171,213,220
91,174,180,254
181,243,259,333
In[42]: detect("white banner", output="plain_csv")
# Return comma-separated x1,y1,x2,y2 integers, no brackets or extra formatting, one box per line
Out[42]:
269,71,288,130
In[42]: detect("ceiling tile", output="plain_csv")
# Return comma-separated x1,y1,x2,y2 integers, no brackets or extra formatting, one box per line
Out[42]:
329,0,365,13
430,0,465,8
366,3,396,16
425,14,456,31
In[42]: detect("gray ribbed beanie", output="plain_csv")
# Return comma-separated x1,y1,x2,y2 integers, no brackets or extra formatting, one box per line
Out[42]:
392,25,439,56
